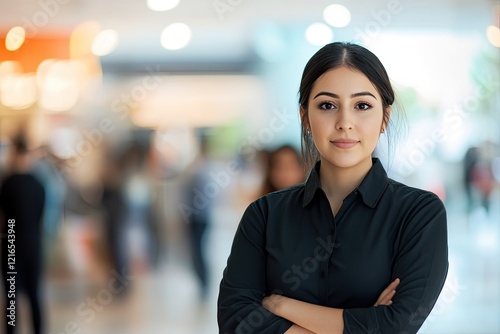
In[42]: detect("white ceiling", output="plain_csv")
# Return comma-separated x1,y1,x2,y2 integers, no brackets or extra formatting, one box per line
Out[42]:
1,0,497,71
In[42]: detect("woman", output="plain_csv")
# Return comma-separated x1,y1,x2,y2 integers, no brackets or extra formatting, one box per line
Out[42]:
260,145,305,196
218,42,448,334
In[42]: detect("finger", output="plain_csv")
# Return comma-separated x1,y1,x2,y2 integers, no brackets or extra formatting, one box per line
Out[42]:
376,287,393,304
375,280,399,306
375,290,392,306
381,289,396,304
374,278,400,306
374,291,395,306
386,278,400,290
379,278,400,300
262,296,273,310
262,295,278,306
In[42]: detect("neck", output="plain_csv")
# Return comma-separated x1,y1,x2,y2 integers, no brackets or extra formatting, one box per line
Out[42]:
11,156,32,173
319,157,373,200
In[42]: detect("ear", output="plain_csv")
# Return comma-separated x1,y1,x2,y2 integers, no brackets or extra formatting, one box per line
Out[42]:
300,106,310,131
382,105,391,131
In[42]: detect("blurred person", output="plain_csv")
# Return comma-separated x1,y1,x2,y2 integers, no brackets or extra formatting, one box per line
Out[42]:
182,136,213,301
260,145,305,196
121,142,159,271
464,141,500,214
0,134,46,334
463,146,481,212
100,153,128,291
218,42,448,333
233,147,269,206
32,145,66,267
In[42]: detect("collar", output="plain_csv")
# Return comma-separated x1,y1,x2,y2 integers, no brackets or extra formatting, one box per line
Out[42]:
302,158,389,208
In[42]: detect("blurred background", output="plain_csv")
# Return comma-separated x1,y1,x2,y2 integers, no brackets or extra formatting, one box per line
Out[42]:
0,0,499,333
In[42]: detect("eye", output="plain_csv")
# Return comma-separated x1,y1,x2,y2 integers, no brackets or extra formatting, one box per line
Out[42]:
356,102,372,111
319,102,336,110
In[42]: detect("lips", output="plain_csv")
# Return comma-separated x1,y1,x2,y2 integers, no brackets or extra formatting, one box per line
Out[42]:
330,139,359,149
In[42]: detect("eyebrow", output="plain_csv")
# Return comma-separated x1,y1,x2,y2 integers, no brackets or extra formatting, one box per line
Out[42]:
313,91,378,100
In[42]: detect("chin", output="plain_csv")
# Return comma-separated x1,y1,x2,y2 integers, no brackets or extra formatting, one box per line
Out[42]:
322,153,371,170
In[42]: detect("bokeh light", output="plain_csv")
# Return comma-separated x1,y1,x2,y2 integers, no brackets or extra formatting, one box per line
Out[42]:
486,25,500,47
0,73,37,109
161,23,191,50
37,60,82,112
323,4,351,28
91,29,120,56
147,0,180,12
5,26,26,51
305,22,334,46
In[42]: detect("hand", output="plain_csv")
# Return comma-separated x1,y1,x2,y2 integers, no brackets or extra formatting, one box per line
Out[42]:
262,294,287,315
374,278,400,306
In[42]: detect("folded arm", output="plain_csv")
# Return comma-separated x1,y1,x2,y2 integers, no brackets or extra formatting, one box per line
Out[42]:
218,202,294,333
263,279,400,334
264,193,448,334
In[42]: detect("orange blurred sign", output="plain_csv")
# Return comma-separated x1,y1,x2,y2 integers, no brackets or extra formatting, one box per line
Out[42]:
0,33,70,72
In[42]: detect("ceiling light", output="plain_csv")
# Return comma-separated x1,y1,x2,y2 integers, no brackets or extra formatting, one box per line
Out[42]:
91,29,119,56
0,74,37,109
38,61,80,112
486,25,500,48
323,4,351,28
147,0,180,12
161,23,191,50
306,23,333,46
5,26,26,51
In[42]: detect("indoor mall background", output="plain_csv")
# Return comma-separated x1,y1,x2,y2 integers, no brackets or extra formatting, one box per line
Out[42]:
0,0,499,333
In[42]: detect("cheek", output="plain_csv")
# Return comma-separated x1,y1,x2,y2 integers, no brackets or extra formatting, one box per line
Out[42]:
359,119,384,143
309,114,334,134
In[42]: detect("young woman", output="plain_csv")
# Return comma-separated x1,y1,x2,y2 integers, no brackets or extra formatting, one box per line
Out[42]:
218,42,448,334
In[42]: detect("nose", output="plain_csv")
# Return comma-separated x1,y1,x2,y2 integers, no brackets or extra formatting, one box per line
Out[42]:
335,109,353,131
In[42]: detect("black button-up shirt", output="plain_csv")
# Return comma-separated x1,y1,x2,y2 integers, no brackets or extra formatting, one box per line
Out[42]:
218,159,448,334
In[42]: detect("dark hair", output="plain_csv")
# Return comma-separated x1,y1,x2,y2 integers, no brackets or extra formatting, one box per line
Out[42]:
299,42,397,170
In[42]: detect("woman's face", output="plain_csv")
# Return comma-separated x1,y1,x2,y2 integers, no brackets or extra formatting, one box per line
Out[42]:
304,66,387,170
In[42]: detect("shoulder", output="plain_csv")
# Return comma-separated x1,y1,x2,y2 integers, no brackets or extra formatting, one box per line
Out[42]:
4,174,44,191
0,174,15,189
385,178,446,229
386,178,444,207
256,183,305,207
238,183,305,234
23,174,45,190
245,183,305,217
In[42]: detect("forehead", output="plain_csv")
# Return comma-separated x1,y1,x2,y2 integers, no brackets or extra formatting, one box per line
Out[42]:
311,66,379,96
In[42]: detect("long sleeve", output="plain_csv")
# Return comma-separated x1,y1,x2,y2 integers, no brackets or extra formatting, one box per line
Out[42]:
343,192,449,334
218,201,293,334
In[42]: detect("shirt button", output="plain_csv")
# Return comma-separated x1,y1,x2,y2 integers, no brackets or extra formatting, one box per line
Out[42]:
320,271,326,279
